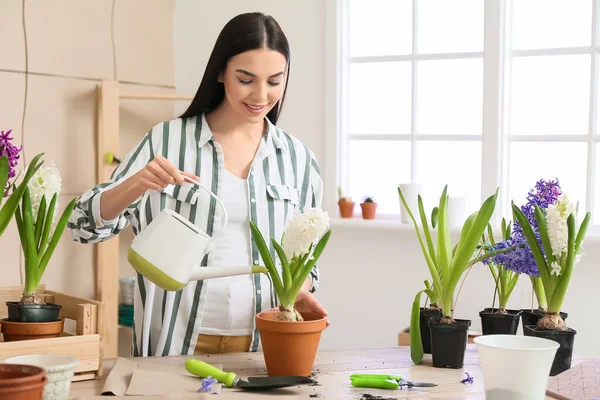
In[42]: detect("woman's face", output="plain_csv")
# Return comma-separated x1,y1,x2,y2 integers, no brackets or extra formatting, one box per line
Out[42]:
219,48,287,123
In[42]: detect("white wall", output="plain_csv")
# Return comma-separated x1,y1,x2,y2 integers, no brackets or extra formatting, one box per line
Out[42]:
174,1,600,358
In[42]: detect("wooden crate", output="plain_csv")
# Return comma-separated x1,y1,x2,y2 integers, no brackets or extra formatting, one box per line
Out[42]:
0,285,103,381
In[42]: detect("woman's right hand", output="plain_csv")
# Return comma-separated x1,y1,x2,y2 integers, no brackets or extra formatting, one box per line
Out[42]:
134,156,199,191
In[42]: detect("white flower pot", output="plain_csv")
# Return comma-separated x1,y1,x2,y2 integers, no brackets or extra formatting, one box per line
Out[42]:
474,335,559,400
398,183,427,224
4,354,78,400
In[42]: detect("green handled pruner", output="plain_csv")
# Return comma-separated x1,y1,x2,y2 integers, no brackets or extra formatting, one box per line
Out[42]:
350,374,438,390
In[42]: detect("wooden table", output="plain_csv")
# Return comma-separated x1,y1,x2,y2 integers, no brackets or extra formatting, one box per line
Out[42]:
68,345,565,399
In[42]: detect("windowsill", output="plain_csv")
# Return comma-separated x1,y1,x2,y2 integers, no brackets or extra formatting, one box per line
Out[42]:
329,216,600,239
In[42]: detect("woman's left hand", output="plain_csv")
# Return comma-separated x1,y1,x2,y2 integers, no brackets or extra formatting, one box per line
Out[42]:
293,290,330,327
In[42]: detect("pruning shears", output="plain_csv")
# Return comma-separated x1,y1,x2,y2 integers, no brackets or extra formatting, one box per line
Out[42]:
350,374,438,390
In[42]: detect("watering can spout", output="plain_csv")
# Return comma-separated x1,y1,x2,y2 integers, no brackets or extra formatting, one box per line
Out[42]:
190,265,269,281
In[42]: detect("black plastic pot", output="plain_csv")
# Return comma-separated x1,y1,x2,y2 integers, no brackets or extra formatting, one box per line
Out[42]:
520,309,568,334
428,318,471,369
479,308,522,335
524,325,576,376
420,307,442,354
6,302,61,322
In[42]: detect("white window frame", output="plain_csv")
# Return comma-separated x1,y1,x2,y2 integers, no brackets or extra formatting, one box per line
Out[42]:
324,0,600,228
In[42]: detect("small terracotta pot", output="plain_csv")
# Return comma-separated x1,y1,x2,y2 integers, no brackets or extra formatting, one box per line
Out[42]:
338,201,355,218
0,363,47,400
256,311,328,377
0,319,64,342
360,202,377,219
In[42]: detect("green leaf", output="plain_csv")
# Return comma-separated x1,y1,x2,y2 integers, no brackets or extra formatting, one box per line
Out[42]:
431,207,438,229
398,187,442,294
38,193,57,258
534,205,556,269
548,214,577,313
22,189,39,288
249,221,284,299
501,218,507,241
410,289,435,364
417,195,437,269
272,240,292,292
34,195,47,249
0,153,44,236
512,203,552,296
38,198,77,279
574,212,591,255
0,156,8,207
436,186,452,280
290,230,332,298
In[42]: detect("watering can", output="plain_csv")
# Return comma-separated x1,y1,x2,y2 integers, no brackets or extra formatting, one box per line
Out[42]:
127,175,268,291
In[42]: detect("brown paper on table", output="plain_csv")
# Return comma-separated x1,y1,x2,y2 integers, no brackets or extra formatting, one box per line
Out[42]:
100,357,221,396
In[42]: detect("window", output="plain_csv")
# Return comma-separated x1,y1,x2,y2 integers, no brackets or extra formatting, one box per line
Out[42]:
335,0,600,226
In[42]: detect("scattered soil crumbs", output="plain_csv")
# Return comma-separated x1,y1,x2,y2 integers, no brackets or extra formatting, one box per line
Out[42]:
359,394,395,400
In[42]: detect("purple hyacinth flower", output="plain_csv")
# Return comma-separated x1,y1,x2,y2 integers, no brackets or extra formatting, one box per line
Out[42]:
197,376,218,393
0,129,23,196
461,372,474,384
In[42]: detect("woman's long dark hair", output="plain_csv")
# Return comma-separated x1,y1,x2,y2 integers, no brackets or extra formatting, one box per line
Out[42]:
180,12,291,124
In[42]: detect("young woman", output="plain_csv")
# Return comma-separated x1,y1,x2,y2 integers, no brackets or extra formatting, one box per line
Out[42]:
69,12,328,357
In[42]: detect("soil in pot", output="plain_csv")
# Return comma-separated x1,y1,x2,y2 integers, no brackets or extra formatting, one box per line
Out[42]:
479,308,521,335
428,318,471,369
0,363,47,400
0,319,64,342
6,302,62,323
524,325,576,376
420,307,442,354
256,311,328,377
521,309,568,335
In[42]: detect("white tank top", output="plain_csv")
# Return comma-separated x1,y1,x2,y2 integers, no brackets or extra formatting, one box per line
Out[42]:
198,170,256,336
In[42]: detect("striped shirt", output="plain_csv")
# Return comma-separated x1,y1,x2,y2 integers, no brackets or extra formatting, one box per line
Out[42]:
68,113,322,356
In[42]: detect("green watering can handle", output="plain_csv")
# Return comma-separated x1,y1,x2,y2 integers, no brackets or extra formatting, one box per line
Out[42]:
351,378,399,390
185,359,237,388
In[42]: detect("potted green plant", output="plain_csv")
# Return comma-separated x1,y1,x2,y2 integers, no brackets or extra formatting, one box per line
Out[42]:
337,186,354,218
2,161,77,342
249,207,331,376
508,179,590,376
399,185,510,369
479,219,522,335
359,196,377,219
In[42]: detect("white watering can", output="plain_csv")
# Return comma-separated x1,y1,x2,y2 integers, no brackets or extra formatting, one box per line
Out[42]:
127,175,268,356
127,175,268,291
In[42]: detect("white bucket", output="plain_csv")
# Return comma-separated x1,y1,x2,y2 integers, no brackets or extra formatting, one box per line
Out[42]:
4,354,78,400
474,335,559,400
398,183,426,224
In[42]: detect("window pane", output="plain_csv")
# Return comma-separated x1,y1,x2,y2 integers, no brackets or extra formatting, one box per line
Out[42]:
418,0,483,54
349,0,412,57
415,141,482,214
510,55,590,135
416,59,483,135
348,140,411,215
508,142,588,218
512,0,592,50
349,62,412,135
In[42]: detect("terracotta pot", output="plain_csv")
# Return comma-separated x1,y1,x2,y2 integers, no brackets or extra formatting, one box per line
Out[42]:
256,311,328,377
360,202,377,219
0,363,47,400
0,319,64,342
5,355,78,400
338,201,355,218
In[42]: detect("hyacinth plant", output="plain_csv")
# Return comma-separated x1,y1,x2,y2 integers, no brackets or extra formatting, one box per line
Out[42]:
0,129,45,237
509,180,590,331
480,219,520,314
14,162,77,305
399,185,515,364
249,208,331,322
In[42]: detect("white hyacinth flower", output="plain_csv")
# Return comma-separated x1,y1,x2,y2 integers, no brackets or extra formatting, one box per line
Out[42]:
28,162,62,224
550,261,562,276
546,194,576,258
282,207,330,261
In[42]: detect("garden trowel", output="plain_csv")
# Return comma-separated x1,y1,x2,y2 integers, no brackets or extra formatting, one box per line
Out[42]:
185,359,314,391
